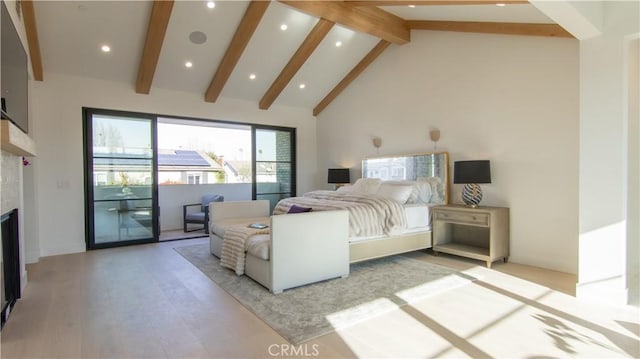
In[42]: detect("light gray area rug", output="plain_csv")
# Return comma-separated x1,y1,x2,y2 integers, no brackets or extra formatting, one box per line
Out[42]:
175,243,474,344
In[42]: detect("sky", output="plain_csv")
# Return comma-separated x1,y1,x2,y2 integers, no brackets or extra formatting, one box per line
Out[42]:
93,115,277,162
157,122,253,161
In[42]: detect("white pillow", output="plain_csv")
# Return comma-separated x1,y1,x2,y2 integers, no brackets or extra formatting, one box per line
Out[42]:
375,183,415,204
418,177,444,203
381,180,420,203
336,185,354,193
351,178,381,194
415,181,433,204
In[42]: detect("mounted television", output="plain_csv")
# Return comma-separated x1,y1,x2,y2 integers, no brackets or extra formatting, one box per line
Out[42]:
1,1,29,134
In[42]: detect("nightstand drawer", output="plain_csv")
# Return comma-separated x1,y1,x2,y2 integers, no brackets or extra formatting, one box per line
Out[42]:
435,210,489,226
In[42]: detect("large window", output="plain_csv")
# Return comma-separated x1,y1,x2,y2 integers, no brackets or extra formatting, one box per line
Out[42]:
83,109,296,249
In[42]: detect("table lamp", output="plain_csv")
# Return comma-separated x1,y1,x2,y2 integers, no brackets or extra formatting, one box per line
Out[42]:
453,160,491,207
328,168,350,189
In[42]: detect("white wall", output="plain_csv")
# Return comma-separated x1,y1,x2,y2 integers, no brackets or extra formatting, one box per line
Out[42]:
573,1,639,305
627,37,639,306
317,30,579,274
159,183,251,231
29,72,317,257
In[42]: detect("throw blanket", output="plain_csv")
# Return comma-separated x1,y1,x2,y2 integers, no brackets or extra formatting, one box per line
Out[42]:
220,225,270,275
273,190,407,237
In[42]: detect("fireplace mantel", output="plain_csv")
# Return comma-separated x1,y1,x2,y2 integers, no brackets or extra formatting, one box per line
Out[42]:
1,120,36,157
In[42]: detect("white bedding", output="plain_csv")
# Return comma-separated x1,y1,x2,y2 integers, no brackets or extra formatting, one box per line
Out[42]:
348,203,434,243
273,190,407,237
404,203,432,229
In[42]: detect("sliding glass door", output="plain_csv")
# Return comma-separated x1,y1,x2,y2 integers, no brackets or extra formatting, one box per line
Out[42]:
83,108,296,249
253,126,296,213
84,108,158,249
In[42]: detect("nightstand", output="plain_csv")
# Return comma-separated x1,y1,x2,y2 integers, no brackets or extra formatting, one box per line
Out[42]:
432,204,509,268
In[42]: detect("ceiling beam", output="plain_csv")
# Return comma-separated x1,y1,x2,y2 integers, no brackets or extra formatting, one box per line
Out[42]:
344,1,528,5
205,1,270,103
280,1,409,45
407,20,574,37
314,40,391,116
135,0,174,94
259,19,335,110
20,0,43,81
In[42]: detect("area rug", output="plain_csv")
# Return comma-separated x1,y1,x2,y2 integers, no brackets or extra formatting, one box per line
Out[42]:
175,243,474,344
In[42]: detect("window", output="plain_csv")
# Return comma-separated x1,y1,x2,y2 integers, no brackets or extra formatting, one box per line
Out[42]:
187,173,201,184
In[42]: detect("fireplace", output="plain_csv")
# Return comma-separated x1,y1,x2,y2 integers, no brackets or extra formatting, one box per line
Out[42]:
1,208,20,329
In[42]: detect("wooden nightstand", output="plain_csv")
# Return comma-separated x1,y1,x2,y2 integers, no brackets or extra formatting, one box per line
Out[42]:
432,204,509,268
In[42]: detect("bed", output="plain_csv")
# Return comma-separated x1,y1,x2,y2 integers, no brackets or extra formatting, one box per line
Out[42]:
208,151,450,293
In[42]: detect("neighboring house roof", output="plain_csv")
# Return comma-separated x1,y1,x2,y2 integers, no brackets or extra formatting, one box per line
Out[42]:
223,161,239,176
158,150,211,167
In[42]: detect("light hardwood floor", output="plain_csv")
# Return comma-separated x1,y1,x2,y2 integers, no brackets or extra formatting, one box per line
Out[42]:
1,238,638,358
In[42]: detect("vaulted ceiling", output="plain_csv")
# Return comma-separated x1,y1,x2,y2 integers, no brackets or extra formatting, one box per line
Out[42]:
23,0,572,116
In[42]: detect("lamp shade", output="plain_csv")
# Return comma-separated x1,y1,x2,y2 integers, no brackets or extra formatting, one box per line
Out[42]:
327,168,350,184
454,160,491,184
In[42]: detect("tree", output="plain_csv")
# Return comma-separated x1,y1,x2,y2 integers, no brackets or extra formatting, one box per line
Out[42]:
205,151,220,165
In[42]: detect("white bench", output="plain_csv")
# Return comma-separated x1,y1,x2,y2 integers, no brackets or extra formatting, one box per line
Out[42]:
209,200,349,293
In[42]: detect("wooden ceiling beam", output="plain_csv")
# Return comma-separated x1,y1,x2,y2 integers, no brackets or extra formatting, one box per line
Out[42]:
259,18,335,110
407,20,574,38
135,0,174,94
280,1,409,45
314,40,390,116
205,1,270,103
344,1,528,6
20,0,43,81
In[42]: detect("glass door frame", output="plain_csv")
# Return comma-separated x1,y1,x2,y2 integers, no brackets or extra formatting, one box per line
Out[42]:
83,107,159,250
251,125,297,207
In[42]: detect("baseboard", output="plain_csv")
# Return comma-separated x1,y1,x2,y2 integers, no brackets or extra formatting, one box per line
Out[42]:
21,270,28,293
25,249,40,264
41,242,86,257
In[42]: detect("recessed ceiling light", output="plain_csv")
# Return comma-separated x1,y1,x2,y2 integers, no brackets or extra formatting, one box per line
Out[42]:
207,1,215,9
299,83,306,89
280,24,288,31
249,73,256,80
496,3,506,6
335,41,342,47
408,5,416,8
185,61,193,68
101,45,110,53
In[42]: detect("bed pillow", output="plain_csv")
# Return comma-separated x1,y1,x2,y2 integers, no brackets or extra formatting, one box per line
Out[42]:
288,204,312,214
418,176,444,203
336,185,354,193
375,183,415,204
415,180,433,204
350,178,381,194
380,181,420,203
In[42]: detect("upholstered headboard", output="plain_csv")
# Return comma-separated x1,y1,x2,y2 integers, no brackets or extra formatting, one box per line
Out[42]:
361,152,450,204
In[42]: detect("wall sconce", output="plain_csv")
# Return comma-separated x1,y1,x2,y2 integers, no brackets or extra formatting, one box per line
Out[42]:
429,129,440,150
372,137,382,154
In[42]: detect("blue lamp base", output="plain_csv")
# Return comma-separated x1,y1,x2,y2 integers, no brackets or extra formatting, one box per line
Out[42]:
462,183,482,207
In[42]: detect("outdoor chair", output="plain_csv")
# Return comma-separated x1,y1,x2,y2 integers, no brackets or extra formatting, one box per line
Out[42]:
183,194,224,233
